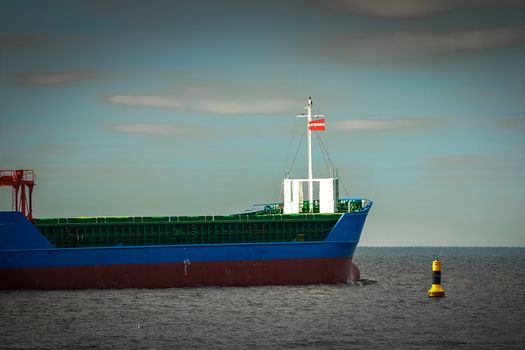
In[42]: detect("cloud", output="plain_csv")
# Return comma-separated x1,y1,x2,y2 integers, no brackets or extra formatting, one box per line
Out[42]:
332,27,525,62
331,119,428,131
105,87,297,115
431,155,481,165
106,123,212,138
0,35,92,49
327,0,523,18
498,118,525,129
36,143,71,155
0,36,48,48
26,70,102,85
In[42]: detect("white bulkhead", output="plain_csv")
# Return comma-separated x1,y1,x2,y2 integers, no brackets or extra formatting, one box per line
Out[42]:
283,178,338,214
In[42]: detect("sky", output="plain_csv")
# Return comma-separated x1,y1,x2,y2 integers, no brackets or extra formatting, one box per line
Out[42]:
1,0,524,246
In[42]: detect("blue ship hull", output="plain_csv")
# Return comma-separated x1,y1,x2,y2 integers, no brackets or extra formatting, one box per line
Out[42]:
0,206,371,289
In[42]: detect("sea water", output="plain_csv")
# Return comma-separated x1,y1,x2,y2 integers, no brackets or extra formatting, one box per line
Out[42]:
1,247,524,349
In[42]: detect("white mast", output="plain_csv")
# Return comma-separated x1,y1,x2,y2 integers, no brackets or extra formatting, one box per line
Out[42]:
306,97,313,213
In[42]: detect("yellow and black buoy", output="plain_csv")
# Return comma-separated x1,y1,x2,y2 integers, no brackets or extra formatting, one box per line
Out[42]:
428,259,445,297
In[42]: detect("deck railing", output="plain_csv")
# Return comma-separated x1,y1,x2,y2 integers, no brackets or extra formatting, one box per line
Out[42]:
35,199,371,226
253,199,370,215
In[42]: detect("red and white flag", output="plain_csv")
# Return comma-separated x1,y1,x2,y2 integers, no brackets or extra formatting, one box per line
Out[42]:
308,118,325,131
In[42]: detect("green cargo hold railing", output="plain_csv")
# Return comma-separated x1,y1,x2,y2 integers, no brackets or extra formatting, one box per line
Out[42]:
35,213,340,248
35,200,364,248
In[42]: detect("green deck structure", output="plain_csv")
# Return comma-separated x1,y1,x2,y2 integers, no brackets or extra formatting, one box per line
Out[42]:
35,200,362,248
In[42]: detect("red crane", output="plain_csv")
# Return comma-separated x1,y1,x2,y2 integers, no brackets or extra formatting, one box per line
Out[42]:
0,169,36,220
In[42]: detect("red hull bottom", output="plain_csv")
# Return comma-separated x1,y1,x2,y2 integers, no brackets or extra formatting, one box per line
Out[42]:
0,257,355,290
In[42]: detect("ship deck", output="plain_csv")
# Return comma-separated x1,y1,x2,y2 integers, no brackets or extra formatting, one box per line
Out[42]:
35,213,341,248
35,199,368,248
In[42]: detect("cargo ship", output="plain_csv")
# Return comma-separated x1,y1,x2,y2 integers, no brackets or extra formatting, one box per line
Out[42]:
0,98,372,289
